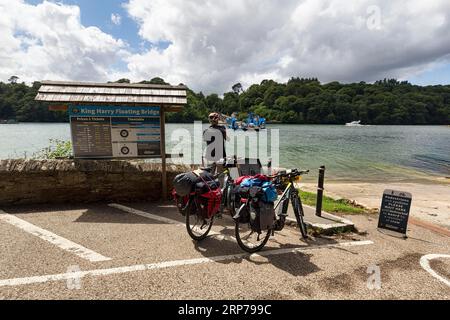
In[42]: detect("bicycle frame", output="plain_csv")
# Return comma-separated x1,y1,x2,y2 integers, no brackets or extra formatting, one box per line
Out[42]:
219,168,237,214
274,181,293,212
272,179,306,234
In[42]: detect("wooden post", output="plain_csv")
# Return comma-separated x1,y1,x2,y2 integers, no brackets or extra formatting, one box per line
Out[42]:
160,107,167,201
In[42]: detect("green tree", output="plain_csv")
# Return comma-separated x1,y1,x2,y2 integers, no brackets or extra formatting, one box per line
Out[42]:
1,77,449,125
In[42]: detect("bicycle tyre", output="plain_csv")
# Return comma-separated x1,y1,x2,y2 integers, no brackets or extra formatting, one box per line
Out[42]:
227,184,238,215
186,201,214,241
292,194,308,239
234,205,271,253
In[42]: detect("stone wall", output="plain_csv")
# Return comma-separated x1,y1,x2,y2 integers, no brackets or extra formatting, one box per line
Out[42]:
0,159,190,206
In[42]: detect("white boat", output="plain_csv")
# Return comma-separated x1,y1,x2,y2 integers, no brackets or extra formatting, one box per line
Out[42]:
0,119,18,124
345,120,363,126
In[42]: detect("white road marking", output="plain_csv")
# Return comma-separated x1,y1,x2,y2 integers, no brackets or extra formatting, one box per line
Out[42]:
420,254,450,287
109,203,237,241
108,203,184,226
0,240,373,287
0,211,111,263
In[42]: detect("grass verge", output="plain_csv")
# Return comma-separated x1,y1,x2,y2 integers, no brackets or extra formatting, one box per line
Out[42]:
299,190,366,214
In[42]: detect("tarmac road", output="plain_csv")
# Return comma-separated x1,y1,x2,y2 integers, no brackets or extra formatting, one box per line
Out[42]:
0,202,449,300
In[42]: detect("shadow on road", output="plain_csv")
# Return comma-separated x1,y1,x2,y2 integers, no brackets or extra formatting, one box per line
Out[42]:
192,231,323,277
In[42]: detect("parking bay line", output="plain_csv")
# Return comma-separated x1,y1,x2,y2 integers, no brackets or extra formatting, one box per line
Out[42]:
420,254,450,287
0,211,111,263
109,203,237,241
0,240,374,287
108,203,185,226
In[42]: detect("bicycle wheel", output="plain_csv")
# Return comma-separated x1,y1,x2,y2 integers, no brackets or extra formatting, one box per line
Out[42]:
292,194,308,239
234,204,271,253
186,201,214,241
227,184,239,215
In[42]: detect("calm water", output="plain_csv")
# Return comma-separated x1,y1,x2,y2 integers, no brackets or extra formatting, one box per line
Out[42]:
0,123,449,182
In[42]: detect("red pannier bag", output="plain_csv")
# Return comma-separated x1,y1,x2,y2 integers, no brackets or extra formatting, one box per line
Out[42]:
235,174,270,186
198,188,222,219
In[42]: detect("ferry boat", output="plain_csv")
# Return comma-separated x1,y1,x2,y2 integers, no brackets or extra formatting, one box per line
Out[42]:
225,112,266,131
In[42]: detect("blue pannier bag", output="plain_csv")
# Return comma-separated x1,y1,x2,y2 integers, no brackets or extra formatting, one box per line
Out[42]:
240,178,277,203
262,182,277,203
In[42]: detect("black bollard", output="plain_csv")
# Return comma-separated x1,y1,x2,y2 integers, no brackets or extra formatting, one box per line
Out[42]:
316,166,326,217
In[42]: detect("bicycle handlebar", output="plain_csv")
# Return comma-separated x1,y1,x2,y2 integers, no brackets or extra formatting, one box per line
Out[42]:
268,169,309,180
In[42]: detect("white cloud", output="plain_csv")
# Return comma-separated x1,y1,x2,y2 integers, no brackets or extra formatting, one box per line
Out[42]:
1,0,450,92
0,0,127,83
111,13,121,26
123,0,450,92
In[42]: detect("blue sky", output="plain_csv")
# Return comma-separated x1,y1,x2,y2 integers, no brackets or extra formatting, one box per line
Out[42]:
26,0,169,53
26,0,139,49
409,63,450,86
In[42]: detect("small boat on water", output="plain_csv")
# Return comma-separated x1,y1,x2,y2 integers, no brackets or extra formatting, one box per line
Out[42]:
345,120,363,127
225,112,266,131
0,119,18,124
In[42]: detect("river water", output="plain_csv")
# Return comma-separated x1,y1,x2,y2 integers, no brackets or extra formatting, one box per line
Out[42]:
0,123,449,183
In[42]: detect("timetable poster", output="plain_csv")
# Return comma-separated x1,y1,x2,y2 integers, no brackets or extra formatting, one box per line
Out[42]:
69,106,161,159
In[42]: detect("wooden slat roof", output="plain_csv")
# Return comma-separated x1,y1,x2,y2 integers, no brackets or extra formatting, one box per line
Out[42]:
35,81,188,106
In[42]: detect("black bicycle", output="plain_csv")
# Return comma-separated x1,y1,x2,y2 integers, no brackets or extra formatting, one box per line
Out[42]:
183,157,237,241
272,169,309,239
233,169,309,253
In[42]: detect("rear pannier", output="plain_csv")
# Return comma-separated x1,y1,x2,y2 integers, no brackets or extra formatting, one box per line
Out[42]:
173,171,217,196
173,169,222,219
258,201,275,231
197,188,222,219
173,172,199,196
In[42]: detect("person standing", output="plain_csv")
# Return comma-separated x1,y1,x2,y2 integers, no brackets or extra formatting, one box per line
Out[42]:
203,112,228,182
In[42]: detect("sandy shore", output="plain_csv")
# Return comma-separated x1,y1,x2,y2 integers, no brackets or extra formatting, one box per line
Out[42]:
301,181,450,229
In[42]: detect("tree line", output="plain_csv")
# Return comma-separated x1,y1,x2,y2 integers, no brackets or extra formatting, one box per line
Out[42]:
1,76,449,125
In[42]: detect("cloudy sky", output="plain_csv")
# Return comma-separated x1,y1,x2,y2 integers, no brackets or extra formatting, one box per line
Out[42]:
0,0,449,93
